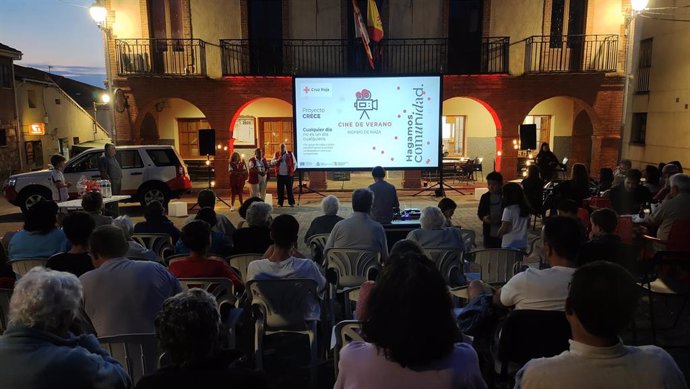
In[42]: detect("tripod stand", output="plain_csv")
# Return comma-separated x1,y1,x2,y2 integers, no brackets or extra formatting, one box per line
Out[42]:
191,154,231,211
412,164,466,197
294,170,326,206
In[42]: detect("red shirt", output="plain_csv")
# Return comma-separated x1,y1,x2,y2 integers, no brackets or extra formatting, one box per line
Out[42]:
169,255,243,291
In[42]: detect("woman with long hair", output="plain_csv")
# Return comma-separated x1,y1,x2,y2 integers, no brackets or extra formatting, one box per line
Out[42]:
553,163,592,208
536,142,559,181
335,252,486,389
498,182,531,250
522,165,545,215
228,152,248,211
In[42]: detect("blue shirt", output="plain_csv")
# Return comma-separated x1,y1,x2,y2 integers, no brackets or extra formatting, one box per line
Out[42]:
8,229,67,260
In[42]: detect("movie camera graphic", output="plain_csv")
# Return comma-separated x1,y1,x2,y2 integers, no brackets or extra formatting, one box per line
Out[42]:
354,89,378,120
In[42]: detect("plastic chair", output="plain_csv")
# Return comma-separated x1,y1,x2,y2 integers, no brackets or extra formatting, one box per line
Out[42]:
333,320,364,377
131,233,174,260
227,253,263,284
469,249,524,285
9,258,48,277
164,253,187,266
459,229,477,251
497,310,570,380
307,233,330,265
99,333,159,384
615,216,635,244
473,158,484,181
324,248,381,320
425,249,466,287
0,288,11,334
247,279,319,387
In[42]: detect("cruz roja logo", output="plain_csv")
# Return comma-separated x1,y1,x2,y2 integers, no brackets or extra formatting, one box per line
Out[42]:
354,89,378,120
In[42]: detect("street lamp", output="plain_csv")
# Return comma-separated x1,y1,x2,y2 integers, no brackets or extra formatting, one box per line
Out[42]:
631,0,649,12
89,0,116,144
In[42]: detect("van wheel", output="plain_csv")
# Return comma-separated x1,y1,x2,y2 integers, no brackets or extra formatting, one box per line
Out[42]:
19,188,51,214
139,183,169,208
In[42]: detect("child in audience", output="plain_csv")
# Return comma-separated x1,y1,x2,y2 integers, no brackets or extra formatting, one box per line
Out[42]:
50,154,71,202
46,211,95,277
497,183,530,250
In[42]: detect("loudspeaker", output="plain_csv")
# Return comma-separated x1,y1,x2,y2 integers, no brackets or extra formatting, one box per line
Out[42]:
199,129,216,156
519,124,537,150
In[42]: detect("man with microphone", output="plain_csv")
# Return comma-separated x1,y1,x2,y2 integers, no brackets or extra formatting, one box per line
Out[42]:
271,143,297,207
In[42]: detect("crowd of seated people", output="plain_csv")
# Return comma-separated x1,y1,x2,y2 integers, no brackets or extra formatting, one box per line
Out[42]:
406,206,466,253
8,200,66,260
82,191,113,227
112,215,161,262
134,201,181,243
175,207,232,257
304,195,344,243
46,211,95,277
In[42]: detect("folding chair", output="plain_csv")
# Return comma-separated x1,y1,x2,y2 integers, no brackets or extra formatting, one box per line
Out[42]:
324,248,381,320
307,233,330,265
459,229,477,251
247,279,319,387
164,253,187,266
99,333,159,384
0,288,11,334
227,253,263,284
131,233,174,260
425,248,466,287
469,249,525,285
9,258,48,277
333,320,364,377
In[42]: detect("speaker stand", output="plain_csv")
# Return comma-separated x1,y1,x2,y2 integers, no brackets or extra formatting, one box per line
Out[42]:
295,170,326,206
191,154,231,211
412,166,466,197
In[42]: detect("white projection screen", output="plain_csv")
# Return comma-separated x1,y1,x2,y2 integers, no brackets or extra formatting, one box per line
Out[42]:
293,76,442,170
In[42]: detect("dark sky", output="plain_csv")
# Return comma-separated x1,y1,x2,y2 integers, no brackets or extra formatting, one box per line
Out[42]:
0,0,106,87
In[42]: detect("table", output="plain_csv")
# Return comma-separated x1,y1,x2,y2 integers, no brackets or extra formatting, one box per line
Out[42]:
57,195,130,210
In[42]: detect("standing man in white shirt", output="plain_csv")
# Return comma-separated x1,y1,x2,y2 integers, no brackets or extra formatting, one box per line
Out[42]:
493,216,584,311
515,261,687,389
271,143,297,207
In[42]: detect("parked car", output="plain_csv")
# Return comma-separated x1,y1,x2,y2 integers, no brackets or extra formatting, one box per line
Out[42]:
3,145,192,213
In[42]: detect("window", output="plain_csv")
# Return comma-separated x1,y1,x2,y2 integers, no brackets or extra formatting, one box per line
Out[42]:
25,140,44,167
0,128,7,146
442,116,466,155
27,89,37,108
147,149,180,167
116,150,144,169
67,152,101,173
550,0,565,48
636,38,653,93
0,63,11,88
148,0,184,40
177,118,209,159
631,113,647,145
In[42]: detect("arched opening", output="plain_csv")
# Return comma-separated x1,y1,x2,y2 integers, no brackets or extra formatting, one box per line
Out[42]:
140,113,159,144
228,97,293,159
523,96,596,172
139,98,208,160
442,97,502,175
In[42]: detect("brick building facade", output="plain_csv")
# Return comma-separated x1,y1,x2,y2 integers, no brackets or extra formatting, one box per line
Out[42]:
0,43,22,183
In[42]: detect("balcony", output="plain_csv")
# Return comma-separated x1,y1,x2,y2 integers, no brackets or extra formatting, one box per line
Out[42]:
115,39,206,76
220,37,509,76
524,35,618,73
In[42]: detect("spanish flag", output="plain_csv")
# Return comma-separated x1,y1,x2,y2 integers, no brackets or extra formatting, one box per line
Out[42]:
352,0,375,69
367,0,384,42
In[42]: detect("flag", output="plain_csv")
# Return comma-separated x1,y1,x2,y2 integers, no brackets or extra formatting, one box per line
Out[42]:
367,0,384,42
352,0,375,69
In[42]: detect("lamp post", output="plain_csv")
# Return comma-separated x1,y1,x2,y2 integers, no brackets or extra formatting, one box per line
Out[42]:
89,1,116,144
92,93,111,140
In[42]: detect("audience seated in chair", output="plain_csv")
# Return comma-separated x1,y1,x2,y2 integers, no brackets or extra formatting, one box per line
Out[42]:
644,174,690,242
556,199,589,236
654,164,681,203
8,200,66,260
438,197,459,228
608,169,652,215
406,206,466,252
324,188,389,262
578,208,634,271
82,191,113,228
304,195,344,244
231,202,273,255
134,289,267,389
112,216,161,262
247,214,326,321
80,225,182,337
47,211,95,277
334,252,486,389
184,189,236,241
175,208,232,257
515,261,687,389
134,201,181,243
236,197,264,229
490,217,584,311
169,220,243,291
0,267,131,388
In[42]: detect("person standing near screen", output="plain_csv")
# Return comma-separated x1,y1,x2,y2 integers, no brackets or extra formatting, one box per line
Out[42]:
271,143,297,207
98,143,122,216
248,148,269,200
369,166,399,224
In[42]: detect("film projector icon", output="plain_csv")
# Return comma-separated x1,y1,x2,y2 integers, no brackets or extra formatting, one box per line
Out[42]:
354,89,378,120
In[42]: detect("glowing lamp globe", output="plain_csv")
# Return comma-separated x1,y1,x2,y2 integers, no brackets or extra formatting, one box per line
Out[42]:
89,4,107,26
631,0,649,12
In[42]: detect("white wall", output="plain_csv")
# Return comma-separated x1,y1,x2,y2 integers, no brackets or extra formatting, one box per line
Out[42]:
527,96,576,143
155,98,205,150
191,0,242,78
443,97,497,138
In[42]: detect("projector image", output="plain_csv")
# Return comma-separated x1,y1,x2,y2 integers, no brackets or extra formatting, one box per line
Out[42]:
354,99,378,110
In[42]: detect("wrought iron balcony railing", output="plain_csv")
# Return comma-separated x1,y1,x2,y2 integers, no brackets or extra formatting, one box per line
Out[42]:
115,39,206,76
524,35,618,73
221,37,509,76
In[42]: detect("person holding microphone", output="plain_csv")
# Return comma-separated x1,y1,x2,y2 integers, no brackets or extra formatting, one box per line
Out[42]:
271,143,297,207
248,148,269,200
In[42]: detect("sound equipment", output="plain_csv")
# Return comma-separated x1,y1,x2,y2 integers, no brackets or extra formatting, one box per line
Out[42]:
199,129,216,156
519,124,537,150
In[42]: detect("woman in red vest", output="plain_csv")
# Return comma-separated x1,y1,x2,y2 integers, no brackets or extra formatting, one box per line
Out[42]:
248,148,269,200
228,152,248,211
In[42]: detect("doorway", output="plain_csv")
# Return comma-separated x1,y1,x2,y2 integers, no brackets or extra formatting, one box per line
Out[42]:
259,118,293,157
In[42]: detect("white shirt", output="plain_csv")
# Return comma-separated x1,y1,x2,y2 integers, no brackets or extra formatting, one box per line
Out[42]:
500,266,576,311
50,168,69,201
249,158,266,174
516,339,687,389
247,256,327,321
501,205,529,249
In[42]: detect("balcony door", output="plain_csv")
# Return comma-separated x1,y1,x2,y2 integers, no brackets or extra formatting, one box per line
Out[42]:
448,0,484,74
248,0,283,75
567,0,588,71
148,0,185,74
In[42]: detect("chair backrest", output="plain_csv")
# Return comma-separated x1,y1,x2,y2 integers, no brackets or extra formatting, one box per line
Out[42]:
227,253,263,283
0,288,12,334
247,279,318,331
425,249,466,287
99,333,159,384
498,309,570,365
164,254,188,266
460,229,477,250
528,238,545,268
589,196,611,209
324,248,381,289
9,258,48,277
307,233,330,263
131,233,174,259
178,277,237,308
333,320,364,376
470,249,524,285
